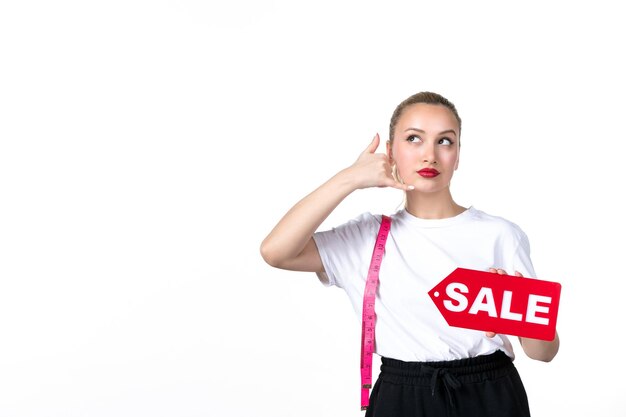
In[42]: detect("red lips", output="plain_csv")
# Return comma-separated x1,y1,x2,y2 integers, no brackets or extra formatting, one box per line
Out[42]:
418,168,440,178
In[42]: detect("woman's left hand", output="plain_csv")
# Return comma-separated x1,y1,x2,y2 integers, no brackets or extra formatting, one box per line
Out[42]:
484,267,523,338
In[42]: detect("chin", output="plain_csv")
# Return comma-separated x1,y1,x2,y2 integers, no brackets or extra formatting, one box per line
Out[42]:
409,182,449,194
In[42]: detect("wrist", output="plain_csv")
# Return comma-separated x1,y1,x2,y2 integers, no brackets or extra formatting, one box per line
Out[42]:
334,166,363,192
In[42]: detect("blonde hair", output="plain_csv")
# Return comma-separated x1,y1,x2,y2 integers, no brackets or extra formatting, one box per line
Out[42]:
389,91,462,145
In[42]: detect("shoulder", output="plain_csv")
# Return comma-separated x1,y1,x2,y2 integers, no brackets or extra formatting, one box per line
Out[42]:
329,212,382,236
468,207,529,242
313,212,382,263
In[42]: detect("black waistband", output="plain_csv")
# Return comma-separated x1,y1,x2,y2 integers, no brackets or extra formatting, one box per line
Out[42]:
381,350,513,380
379,350,515,408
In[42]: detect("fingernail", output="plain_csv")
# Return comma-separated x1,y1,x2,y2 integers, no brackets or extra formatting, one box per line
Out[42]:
407,185,415,190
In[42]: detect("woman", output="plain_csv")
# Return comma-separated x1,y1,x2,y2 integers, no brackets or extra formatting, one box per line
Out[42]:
260,91,559,416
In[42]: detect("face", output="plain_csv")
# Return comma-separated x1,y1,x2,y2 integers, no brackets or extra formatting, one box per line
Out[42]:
387,103,460,193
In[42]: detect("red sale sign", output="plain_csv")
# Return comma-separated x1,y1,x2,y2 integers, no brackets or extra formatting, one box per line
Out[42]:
428,268,561,341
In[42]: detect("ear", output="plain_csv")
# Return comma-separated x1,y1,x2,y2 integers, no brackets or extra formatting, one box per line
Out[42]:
454,152,460,171
386,140,393,163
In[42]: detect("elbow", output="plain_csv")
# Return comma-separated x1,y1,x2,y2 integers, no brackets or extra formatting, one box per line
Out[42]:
527,349,558,363
523,334,560,363
259,239,282,268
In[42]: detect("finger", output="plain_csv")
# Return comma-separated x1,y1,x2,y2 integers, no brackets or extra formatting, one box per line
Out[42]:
497,268,506,275
384,178,414,191
488,268,497,274
514,270,524,277
362,133,380,155
485,332,497,338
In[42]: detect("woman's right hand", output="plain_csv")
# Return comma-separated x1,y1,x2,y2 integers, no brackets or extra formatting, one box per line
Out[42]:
261,133,411,271
347,134,414,191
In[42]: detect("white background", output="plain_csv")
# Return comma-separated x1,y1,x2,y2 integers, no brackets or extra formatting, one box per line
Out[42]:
1,1,624,416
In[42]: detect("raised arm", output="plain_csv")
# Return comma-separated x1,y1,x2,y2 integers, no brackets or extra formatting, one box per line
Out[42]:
260,134,412,272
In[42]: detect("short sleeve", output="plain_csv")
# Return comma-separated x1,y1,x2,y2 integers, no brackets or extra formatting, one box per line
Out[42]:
510,228,537,278
312,213,380,288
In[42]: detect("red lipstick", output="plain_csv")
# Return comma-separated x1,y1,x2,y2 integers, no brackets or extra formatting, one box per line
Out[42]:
417,168,440,178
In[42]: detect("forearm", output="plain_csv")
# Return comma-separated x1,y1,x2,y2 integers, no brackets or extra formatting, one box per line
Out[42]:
260,168,358,267
519,331,560,362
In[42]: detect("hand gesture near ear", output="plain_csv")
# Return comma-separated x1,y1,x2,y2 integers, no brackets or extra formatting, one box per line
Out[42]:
261,133,413,272
348,134,414,192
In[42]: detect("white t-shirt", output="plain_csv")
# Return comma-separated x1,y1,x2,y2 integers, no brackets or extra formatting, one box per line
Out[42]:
312,206,536,362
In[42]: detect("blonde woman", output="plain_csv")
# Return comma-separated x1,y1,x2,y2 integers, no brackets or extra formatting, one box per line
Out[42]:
261,92,559,416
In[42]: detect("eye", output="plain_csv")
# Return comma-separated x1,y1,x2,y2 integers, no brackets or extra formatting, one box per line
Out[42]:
439,137,453,145
407,135,422,143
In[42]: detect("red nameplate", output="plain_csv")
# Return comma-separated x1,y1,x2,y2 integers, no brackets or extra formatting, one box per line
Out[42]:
428,268,561,341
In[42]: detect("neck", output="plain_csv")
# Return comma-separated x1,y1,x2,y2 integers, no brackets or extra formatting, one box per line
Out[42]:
405,189,466,219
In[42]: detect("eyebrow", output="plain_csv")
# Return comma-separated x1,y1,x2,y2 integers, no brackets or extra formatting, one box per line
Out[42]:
404,128,457,137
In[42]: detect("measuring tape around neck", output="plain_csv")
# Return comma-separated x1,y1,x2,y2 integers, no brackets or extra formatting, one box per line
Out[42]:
360,215,391,411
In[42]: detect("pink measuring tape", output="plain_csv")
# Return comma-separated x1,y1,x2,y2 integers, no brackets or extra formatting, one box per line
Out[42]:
360,215,391,410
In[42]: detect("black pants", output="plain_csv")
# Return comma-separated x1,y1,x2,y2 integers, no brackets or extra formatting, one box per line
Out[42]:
365,351,531,417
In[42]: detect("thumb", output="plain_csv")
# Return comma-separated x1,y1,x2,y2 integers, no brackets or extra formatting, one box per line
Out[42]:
362,133,380,155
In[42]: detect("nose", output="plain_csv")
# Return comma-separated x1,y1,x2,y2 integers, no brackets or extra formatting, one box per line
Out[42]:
421,143,437,165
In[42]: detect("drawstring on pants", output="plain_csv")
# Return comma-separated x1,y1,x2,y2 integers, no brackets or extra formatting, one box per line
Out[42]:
424,366,462,408
366,351,530,417
376,351,515,413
